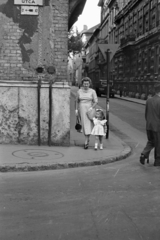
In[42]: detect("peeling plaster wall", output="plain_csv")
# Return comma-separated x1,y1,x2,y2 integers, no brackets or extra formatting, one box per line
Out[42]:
0,82,70,145
0,0,68,81
40,88,49,144
0,87,19,143
52,85,70,145
18,87,38,144
0,0,70,145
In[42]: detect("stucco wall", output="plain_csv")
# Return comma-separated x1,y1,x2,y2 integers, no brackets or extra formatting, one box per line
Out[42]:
0,1,70,145
0,81,70,145
0,0,68,81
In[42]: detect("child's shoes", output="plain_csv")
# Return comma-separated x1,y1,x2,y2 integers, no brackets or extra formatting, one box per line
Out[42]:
94,143,103,150
94,143,98,150
100,144,103,150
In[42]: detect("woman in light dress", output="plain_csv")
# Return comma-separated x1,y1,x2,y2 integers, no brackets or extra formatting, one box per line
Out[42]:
75,77,98,149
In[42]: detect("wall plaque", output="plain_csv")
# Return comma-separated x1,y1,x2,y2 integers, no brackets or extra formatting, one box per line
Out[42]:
21,6,39,15
14,0,43,6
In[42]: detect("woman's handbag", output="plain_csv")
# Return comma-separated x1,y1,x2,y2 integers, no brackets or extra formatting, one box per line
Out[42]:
86,108,96,120
75,116,82,132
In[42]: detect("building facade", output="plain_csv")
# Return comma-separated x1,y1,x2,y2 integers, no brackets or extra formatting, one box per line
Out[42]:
86,28,100,88
84,0,160,100
0,0,86,145
114,0,160,99
83,0,121,89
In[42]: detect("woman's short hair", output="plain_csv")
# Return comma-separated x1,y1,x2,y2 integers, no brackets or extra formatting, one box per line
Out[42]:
81,77,92,85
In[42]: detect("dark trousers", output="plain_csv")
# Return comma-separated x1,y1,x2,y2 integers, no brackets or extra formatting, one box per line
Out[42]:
142,130,160,163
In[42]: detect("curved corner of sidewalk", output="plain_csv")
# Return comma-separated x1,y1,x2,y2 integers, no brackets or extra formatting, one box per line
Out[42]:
0,136,132,173
0,86,132,173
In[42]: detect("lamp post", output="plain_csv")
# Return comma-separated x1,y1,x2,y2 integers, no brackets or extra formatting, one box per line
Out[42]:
106,49,110,139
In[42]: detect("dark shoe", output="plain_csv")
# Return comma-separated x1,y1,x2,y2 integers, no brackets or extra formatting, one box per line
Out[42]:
84,143,88,149
140,154,149,165
84,140,89,149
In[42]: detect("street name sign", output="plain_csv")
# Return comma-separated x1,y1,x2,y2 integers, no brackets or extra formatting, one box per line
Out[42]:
14,0,43,6
21,6,39,15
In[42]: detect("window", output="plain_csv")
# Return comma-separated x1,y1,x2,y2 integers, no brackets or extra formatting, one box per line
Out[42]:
133,13,137,36
138,8,143,36
129,14,133,34
143,4,149,33
124,17,129,35
157,1,160,25
147,49,151,73
136,51,139,73
141,51,144,72
150,0,156,29
154,46,159,73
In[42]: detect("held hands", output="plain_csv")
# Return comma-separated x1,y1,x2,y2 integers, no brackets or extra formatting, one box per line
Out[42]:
75,109,78,116
88,107,93,111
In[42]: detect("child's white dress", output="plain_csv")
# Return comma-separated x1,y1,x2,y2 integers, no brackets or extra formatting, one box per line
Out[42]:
91,118,107,136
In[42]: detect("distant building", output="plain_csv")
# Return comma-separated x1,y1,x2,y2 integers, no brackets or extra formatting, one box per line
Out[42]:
81,24,100,80
81,0,120,93
81,24,100,44
68,24,100,86
84,0,160,100
114,0,160,99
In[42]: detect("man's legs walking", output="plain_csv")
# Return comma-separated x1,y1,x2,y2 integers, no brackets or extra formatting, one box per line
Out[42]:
153,132,160,166
140,130,155,165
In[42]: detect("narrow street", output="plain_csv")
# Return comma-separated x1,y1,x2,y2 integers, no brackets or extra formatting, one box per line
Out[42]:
98,96,153,161
0,96,160,240
1,154,160,240
1,0,160,238
99,96,146,134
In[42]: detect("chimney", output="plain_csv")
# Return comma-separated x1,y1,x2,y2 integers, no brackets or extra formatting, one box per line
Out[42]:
83,25,88,31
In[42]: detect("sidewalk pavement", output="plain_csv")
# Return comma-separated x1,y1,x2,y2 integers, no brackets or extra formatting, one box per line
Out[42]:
0,87,132,172
115,94,146,105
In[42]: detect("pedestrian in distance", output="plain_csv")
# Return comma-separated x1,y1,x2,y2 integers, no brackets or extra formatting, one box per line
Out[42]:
119,86,122,97
91,109,107,150
140,83,160,166
123,86,127,97
75,77,98,149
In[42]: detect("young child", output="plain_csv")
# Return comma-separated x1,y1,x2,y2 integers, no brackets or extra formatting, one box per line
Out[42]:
91,109,107,150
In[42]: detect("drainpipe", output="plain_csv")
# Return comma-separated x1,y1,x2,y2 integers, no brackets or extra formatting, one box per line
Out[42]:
106,50,110,139
48,79,53,146
37,77,41,146
36,67,44,146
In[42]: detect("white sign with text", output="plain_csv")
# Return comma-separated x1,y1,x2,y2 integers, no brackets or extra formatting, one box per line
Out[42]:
14,0,43,6
21,6,39,15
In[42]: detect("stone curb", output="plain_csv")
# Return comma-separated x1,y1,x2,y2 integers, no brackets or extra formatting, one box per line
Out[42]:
115,95,146,105
0,145,131,172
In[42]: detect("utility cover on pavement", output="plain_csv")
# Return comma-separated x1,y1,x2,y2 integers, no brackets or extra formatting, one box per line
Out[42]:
12,149,63,160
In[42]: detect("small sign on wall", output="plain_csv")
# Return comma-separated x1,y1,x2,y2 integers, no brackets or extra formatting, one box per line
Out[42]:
14,0,43,6
21,6,39,15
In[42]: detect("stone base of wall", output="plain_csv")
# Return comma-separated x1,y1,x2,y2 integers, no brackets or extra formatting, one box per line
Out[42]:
0,81,70,146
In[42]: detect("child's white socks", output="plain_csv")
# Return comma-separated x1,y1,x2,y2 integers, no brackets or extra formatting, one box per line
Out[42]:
100,144,103,150
94,143,98,150
94,143,103,150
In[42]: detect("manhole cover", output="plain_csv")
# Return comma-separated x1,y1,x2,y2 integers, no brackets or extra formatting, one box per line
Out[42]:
12,149,64,160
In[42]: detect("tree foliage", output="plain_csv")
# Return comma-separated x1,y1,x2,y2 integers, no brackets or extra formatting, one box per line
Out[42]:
68,27,84,53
